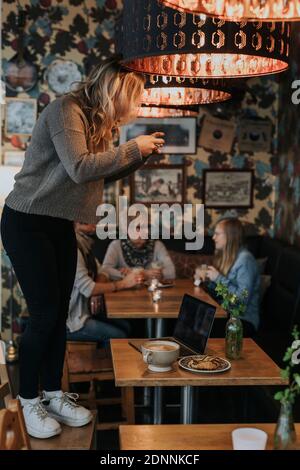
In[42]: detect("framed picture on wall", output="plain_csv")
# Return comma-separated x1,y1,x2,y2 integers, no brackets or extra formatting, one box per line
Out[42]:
5,98,37,136
120,117,197,154
203,169,254,208
130,164,186,205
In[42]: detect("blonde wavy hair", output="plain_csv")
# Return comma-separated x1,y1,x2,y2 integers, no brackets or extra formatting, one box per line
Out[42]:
69,56,145,146
214,218,244,276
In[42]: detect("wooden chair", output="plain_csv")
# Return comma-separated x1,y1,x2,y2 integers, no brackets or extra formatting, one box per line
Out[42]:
0,341,12,409
0,399,31,450
62,341,135,431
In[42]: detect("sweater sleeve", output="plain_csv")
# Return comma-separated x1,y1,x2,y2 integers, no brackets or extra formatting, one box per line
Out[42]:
154,241,176,280
104,154,152,183
51,129,142,184
48,97,142,184
74,250,95,298
101,241,124,280
215,254,257,299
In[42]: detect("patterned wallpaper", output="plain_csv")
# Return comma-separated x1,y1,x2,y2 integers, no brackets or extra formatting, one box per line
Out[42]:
1,0,283,337
275,23,300,247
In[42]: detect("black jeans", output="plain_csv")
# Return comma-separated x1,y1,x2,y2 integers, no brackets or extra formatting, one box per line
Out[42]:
1,205,77,398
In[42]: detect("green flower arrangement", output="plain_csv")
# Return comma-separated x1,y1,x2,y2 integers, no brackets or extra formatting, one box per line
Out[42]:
273,325,300,449
274,326,300,405
215,282,248,360
215,282,248,318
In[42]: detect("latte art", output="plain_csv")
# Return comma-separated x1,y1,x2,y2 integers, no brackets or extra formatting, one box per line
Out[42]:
145,343,177,352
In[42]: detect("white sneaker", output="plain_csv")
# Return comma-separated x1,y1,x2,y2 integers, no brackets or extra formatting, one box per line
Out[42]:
42,391,92,427
18,396,62,439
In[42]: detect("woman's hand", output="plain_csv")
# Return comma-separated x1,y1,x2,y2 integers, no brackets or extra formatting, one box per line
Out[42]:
119,267,131,276
206,266,220,282
120,270,144,289
144,268,163,281
134,132,165,157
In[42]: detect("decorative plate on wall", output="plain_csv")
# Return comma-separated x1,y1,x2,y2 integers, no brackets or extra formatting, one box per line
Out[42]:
45,59,82,95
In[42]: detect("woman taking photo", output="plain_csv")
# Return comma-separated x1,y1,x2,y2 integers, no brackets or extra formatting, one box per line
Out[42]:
0,57,164,439
204,218,260,337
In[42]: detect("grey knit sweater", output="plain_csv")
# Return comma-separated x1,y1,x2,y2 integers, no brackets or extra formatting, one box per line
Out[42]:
5,95,142,223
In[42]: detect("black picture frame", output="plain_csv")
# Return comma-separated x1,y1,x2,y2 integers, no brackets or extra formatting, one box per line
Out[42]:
203,169,254,209
120,117,197,154
130,164,186,205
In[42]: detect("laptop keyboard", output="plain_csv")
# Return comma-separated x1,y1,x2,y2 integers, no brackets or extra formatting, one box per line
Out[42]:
178,344,196,357
161,337,196,357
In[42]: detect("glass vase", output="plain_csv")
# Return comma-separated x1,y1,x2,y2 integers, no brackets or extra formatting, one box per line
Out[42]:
274,401,297,450
225,315,243,360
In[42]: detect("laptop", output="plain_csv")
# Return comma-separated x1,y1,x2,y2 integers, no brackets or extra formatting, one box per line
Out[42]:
129,293,216,357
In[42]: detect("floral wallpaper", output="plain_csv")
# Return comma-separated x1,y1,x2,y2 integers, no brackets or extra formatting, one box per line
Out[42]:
1,0,282,338
275,23,300,247
122,75,279,237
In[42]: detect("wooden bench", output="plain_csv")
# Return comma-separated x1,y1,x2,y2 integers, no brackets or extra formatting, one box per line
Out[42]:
30,410,97,450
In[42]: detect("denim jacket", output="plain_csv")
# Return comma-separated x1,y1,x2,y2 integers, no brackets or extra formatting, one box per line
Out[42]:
209,248,260,330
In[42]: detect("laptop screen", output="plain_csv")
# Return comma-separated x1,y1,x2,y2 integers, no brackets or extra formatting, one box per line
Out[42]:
173,294,216,353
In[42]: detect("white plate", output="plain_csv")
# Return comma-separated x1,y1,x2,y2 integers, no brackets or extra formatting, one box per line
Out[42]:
178,355,231,374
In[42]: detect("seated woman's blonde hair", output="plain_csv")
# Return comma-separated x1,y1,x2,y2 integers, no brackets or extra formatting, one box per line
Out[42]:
214,218,244,276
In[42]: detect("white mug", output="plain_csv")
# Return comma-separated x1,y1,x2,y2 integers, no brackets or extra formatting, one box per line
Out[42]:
232,427,268,450
141,340,179,372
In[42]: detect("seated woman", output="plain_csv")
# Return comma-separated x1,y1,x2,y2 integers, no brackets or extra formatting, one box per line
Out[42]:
67,222,144,342
203,218,260,337
102,224,176,281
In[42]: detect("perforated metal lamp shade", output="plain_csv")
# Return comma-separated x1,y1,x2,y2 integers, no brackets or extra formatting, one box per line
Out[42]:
161,1,300,21
138,104,199,117
121,0,290,78
116,13,231,105
142,75,232,105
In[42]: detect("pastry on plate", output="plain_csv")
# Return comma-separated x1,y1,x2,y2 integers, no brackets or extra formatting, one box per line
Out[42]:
187,355,224,371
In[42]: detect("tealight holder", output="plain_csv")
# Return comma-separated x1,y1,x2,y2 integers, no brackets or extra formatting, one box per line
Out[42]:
148,278,160,292
152,289,163,303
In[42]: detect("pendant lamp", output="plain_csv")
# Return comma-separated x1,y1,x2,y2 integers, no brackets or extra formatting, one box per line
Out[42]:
142,74,232,105
138,104,199,117
116,14,231,104
121,0,290,78
161,1,300,22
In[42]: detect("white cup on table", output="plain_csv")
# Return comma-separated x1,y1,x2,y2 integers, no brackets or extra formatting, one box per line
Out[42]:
232,427,268,450
132,267,144,288
194,264,207,286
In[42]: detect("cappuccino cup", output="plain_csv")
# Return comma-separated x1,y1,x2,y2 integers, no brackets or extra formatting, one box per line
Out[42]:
141,340,179,372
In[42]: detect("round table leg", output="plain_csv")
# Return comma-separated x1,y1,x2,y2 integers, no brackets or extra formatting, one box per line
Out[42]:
155,318,164,337
154,387,163,424
180,386,194,424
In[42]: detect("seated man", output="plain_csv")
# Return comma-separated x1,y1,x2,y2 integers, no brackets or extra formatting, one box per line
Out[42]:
102,223,176,281
67,222,143,342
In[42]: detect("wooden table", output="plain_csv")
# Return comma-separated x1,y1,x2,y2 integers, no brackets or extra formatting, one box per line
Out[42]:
105,279,226,337
111,339,287,424
119,423,300,450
